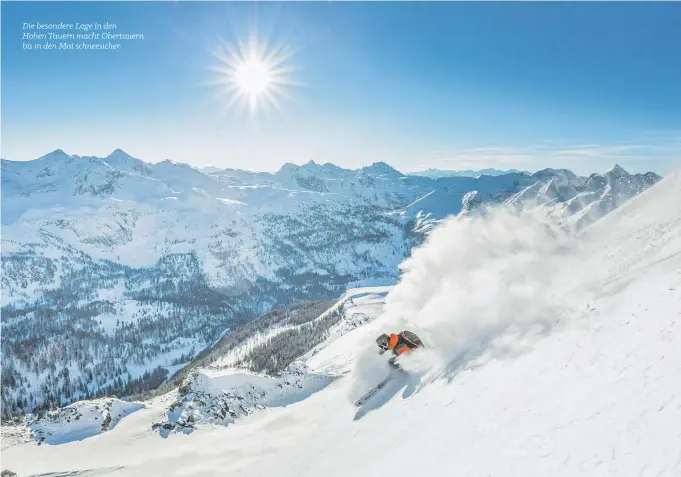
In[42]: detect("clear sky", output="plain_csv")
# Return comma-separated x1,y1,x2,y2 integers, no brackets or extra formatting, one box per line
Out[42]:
2,1,680,175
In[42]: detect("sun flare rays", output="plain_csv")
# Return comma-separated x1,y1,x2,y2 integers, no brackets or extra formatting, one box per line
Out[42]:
209,33,297,117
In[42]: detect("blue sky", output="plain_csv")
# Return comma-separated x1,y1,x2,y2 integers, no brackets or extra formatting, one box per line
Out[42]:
2,2,680,174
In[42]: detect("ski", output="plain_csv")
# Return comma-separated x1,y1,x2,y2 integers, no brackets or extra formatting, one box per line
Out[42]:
354,375,393,407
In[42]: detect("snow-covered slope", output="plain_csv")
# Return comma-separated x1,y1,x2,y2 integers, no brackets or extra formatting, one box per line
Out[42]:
30,399,145,446
151,364,335,437
2,171,679,476
2,398,144,447
0,289,387,447
0,150,660,417
149,287,390,436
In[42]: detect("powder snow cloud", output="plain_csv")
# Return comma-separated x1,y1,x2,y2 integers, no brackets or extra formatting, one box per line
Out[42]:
352,207,588,396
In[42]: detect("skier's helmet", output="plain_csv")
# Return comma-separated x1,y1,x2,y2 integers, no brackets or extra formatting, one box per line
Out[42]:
375,333,390,351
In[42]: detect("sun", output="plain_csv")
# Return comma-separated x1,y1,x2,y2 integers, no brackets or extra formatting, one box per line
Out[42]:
210,33,296,116
234,56,273,97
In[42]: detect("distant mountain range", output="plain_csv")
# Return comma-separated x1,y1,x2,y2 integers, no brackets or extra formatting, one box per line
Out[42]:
0,149,660,416
408,168,526,178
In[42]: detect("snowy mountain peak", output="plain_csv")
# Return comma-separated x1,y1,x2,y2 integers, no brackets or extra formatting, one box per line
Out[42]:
532,168,578,182
276,162,300,174
106,149,133,159
320,162,344,172
605,164,630,178
587,165,658,189
362,161,403,177
158,158,184,166
101,149,153,177
38,149,72,161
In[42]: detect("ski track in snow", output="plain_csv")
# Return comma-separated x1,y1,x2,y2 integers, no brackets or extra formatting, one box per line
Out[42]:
2,172,680,477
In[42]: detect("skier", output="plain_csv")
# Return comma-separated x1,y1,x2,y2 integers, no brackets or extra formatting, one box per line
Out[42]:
354,330,425,407
375,330,423,368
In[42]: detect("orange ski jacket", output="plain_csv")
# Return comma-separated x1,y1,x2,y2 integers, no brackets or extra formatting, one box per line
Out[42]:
387,331,422,355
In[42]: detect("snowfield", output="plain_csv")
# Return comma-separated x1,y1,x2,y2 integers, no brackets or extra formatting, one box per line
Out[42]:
1,399,145,448
29,399,145,446
2,171,680,476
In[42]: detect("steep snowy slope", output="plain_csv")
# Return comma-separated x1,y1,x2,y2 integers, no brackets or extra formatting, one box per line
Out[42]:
0,150,661,417
3,171,679,477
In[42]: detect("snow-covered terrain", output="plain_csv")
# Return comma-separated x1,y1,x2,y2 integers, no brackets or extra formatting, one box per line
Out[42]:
0,150,661,416
2,169,679,477
30,399,144,446
149,289,387,436
151,364,335,437
1,398,144,448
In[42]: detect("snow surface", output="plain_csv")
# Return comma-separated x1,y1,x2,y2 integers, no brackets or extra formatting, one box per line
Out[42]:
2,172,680,476
151,364,337,438
24,399,145,446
